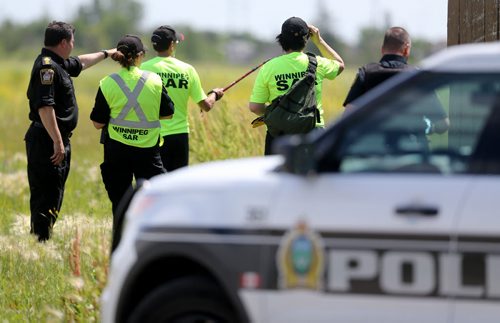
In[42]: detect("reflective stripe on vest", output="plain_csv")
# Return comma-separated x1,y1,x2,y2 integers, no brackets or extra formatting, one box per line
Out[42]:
108,71,161,129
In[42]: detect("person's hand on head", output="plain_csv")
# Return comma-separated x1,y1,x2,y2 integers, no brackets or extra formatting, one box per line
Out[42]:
308,25,321,44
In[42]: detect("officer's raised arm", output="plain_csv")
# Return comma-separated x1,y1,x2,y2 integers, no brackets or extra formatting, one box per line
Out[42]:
78,48,117,70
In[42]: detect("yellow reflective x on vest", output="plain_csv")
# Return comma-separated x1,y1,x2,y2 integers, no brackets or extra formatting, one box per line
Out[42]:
105,71,162,147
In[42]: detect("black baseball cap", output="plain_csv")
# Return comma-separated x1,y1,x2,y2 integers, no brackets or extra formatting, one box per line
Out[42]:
151,25,185,51
116,35,145,56
280,17,309,39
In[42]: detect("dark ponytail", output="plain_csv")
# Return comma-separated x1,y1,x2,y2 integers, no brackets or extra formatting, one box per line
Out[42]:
112,48,140,70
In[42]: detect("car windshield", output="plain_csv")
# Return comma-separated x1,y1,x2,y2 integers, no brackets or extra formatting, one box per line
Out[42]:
323,72,500,175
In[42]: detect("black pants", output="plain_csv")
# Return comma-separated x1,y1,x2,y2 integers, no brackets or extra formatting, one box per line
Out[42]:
100,139,165,250
160,133,189,172
265,131,279,156
25,124,71,241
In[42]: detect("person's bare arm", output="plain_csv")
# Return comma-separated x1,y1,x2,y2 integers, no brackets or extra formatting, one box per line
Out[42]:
92,121,106,129
249,102,266,116
198,88,224,112
308,25,345,74
39,106,65,165
78,48,117,70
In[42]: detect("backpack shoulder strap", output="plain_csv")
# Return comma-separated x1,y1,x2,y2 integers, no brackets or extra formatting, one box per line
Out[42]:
305,52,318,76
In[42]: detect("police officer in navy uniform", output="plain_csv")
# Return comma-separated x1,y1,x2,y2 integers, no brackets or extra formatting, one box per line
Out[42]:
25,21,116,242
343,27,449,146
343,26,415,107
90,35,174,251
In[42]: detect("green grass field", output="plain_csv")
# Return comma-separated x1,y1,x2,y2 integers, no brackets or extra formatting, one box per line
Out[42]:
0,57,354,322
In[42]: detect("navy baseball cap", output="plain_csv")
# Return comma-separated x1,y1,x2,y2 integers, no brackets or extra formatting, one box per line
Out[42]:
117,34,145,56
151,25,185,51
280,17,309,39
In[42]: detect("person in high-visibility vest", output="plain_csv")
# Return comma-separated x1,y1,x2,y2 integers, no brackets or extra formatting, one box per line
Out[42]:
90,35,174,250
249,17,345,155
141,25,224,171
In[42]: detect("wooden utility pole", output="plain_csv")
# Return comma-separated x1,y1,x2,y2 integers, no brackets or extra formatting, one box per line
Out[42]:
447,1,500,148
448,0,500,45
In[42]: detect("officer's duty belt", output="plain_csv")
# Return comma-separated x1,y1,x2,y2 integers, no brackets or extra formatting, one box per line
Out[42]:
32,121,73,138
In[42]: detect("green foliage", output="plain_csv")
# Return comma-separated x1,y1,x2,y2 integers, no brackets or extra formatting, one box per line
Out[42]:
347,25,446,67
172,26,226,62
0,19,48,59
409,38,443,64
73,0,144,50
309,0,348,57
0,0,444,66
354,27,387,64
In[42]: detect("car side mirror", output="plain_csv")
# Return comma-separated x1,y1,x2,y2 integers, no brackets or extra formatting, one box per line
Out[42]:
273,135,316,175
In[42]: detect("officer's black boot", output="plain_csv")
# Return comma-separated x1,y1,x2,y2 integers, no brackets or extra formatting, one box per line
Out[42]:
30,212,56,242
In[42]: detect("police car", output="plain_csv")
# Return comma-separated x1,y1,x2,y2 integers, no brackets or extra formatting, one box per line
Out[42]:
101,43,500,323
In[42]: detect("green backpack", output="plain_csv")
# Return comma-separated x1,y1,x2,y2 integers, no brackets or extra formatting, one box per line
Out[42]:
263,52,318,137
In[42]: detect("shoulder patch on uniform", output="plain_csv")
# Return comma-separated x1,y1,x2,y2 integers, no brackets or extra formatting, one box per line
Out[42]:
42,57,52,66
40,68,55,85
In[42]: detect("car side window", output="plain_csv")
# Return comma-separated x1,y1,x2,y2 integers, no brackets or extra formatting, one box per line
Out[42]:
325,73,500,175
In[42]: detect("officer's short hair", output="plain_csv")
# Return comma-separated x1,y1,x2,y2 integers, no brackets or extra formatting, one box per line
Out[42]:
44,21,75,47
382,27,411,52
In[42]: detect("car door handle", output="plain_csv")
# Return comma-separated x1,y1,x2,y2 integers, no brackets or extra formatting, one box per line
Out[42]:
395,204,439,216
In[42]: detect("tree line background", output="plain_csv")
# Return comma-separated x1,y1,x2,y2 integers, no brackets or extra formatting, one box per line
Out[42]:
0,0,446,66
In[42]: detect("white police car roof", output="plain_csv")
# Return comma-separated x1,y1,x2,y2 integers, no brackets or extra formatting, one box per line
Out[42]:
421,41,500,72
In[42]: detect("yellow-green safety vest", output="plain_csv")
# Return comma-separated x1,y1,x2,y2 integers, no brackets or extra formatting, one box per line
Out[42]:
101,69,162,148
